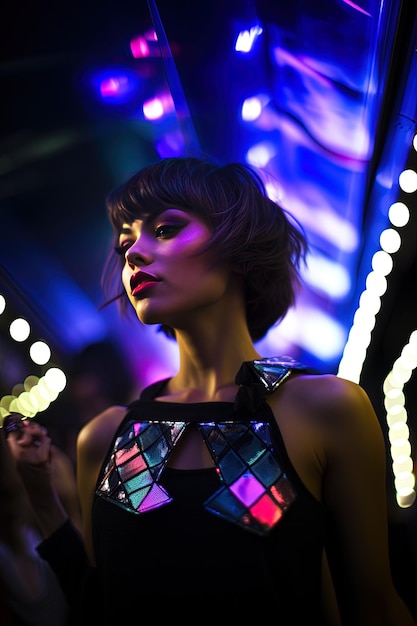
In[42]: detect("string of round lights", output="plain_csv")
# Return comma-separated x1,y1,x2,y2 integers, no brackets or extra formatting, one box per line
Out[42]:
338,132,417,508
0,293,67,425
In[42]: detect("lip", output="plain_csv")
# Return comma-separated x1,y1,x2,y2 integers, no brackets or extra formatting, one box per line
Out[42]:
130,271,160,297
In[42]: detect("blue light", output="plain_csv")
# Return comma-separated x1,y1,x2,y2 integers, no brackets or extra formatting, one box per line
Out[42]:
90,68,140,105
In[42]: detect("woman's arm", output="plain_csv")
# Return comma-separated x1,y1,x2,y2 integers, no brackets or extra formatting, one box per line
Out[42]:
5,419,92,621
6,421,69,538
319,376,415,625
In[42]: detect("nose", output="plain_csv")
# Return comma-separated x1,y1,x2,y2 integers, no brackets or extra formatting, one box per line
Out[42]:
125,239,152,268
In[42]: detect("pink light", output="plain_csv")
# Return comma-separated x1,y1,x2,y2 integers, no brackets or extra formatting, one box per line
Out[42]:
143,98,164,120
250,493,283,527
143,93,175,120
341,0,371,16
230,472,264,506
144,29,157,42
100,76,130,98
130,36,150,59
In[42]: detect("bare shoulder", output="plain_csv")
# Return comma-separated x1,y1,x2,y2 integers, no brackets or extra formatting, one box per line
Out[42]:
277,372,378,423
271,371,383,447
77,405,127,465
267,372,385,501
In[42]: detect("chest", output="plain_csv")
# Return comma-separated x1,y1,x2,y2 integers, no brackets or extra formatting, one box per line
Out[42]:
95,401,305,536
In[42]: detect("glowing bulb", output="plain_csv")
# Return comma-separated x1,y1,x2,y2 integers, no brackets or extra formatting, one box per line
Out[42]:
399,168,417,193
30,341,51,365
9,318,30,342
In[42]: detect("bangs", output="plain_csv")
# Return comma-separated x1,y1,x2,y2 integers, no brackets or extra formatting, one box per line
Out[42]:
106,184,175,233
106,158,212,233
105,158,228,234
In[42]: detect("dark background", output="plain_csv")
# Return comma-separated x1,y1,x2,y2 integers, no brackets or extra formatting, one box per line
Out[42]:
0,0,416,614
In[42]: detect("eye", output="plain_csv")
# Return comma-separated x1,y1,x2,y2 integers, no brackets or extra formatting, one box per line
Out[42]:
154,223,183,239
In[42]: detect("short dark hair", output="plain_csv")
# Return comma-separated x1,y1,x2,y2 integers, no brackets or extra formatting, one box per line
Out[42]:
101,157,308,342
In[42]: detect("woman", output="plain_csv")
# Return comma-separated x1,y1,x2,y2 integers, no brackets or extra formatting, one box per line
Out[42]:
10,158,415,624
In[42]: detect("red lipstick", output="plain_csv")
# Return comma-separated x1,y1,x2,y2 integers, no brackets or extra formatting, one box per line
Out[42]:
130,271,160,297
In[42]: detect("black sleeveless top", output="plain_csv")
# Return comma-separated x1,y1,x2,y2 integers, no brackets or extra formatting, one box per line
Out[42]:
91,357,326,622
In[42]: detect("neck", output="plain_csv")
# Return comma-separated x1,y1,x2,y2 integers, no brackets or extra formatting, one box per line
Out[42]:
167,320,261,401
159,272,262,399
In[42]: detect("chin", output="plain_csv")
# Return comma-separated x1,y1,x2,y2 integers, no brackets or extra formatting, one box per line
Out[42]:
134,305,163,327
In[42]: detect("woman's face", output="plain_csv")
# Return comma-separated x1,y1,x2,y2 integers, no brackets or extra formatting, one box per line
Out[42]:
119,208,233,330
